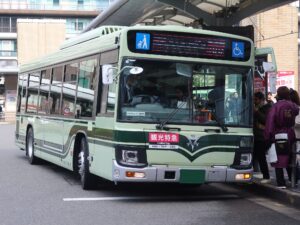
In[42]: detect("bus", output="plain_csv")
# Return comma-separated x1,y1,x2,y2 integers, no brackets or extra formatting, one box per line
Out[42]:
15,25,276,189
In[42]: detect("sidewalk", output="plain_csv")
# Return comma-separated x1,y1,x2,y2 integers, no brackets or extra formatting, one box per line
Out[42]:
246,168,300,208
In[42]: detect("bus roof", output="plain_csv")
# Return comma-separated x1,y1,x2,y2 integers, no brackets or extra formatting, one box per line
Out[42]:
19,25,253,74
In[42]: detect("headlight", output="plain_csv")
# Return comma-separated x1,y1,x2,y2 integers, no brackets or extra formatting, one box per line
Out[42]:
115,146,147,168
122,150,139,164
240,136,253,148
240,153,252,166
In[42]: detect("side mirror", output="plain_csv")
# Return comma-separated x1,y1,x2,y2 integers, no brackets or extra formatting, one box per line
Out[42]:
102,64,116,85
102,65,143,84
263,62,275,73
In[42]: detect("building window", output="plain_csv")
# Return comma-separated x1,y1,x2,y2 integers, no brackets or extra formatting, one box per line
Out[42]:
66,18,91,34
53,0,60,6
78,0,84,5
77,22,83,31
0,17,16,33
0,40,17,57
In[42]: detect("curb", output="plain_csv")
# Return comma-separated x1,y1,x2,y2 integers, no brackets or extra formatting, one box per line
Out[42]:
243,180,300,209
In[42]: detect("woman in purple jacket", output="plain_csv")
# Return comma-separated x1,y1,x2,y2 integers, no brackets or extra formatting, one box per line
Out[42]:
264,86,299,188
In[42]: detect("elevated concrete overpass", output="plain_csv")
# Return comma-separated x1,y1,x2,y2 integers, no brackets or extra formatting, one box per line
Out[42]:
84,0,296,31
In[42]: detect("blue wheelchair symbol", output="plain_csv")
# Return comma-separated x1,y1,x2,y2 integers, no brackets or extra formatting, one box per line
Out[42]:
136,33,150,50
232,41,245,58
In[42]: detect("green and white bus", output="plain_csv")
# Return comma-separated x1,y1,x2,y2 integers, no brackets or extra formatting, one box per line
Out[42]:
15,25,275,189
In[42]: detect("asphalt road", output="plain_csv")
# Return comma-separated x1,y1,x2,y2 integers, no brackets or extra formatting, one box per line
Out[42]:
1,124,300,225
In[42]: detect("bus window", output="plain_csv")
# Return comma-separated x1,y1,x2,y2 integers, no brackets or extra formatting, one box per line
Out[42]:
100,63,117,115
17,74,25,113
49,66,63,115
62,63,78,116
26,72,40,114
76,58,97,118
20,74,29,113
38,69,51,114
107,81,116,113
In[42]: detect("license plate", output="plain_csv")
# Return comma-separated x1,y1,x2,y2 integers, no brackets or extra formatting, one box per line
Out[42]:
180,170,205,184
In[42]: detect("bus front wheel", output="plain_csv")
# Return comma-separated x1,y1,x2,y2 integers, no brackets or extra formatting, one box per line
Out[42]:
26,127,39,164
77,137,96,190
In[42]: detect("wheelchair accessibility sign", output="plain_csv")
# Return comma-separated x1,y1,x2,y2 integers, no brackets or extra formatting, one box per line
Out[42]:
232,41,244,58
136,33,150,50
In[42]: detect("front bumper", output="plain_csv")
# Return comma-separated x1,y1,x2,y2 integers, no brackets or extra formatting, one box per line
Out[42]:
112,160,252,183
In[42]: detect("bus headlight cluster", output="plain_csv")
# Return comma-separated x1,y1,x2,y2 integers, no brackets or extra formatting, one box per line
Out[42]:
122,150,139,164
115,146,147,167
240,153,252,166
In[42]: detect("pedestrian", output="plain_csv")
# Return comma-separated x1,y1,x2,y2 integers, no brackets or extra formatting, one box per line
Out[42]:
264,86,299,188
253,92,272,183
267,92,275,105
289,88,300,183
228,92,241,123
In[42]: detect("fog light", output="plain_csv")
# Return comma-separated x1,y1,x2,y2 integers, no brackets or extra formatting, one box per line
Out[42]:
113,169,120,178
126,171,145,178
235,173,251,180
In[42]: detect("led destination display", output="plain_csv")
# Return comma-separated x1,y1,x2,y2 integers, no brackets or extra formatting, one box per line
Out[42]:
127,30,251,61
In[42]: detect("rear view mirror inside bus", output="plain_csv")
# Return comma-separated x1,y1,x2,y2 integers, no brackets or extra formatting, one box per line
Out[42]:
102,64,116,84
176,63,192,77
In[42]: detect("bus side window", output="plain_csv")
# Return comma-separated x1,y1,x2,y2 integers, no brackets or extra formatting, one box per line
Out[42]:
76,57,97,118
99,49,118,115
38,69,51,115
26,72,40,114
62,63,78,117
49,66,63,115
20,74,28,113
17,74,24,113
99,64,116,115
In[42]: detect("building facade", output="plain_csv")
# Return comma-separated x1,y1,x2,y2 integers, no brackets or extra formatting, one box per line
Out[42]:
241,3,299,93
0,0,114,120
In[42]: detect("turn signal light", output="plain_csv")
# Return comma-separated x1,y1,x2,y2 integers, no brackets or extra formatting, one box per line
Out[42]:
235,173,251,180
126,171,145,178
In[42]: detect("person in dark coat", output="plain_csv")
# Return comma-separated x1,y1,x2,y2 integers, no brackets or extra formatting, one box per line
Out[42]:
253,92,272,183
264,86,299,188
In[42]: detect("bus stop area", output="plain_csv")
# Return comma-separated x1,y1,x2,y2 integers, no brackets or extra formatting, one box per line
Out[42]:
243,167,300,208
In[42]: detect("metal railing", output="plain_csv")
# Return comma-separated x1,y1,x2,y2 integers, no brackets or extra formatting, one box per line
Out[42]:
0,3,105,11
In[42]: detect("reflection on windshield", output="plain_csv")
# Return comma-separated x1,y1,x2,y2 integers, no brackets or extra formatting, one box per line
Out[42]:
118,58,252,127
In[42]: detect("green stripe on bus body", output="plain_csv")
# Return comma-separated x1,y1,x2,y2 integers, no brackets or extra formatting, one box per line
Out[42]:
16,114,89,124
114,130,240,151
147,146,236,162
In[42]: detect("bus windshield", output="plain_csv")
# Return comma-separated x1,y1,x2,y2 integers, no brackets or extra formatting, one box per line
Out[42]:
118,58,253,127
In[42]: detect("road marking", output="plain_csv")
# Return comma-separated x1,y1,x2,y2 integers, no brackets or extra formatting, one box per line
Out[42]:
63,194,239,202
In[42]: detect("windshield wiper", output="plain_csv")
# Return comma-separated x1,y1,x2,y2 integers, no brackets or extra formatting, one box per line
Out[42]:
155,101,187,131
210,110,228,132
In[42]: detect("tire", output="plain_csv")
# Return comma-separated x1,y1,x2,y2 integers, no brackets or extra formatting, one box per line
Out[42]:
77,137,97,190
26,127,39,164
